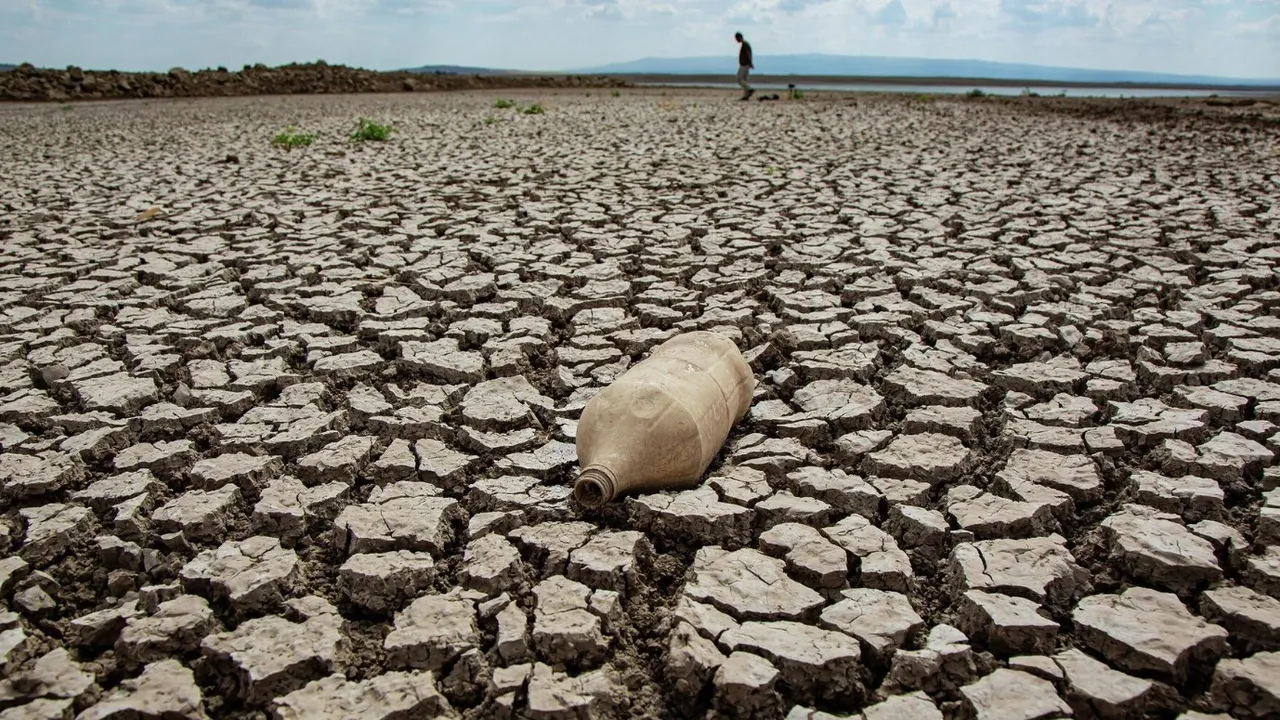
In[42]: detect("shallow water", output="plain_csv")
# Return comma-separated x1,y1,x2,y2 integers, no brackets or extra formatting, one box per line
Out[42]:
643,80,1274,98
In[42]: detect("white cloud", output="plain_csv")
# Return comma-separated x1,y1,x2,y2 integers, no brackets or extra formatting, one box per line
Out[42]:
2,0,1277,77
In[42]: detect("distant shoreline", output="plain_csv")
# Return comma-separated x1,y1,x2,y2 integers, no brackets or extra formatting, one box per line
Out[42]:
608,73,1280,93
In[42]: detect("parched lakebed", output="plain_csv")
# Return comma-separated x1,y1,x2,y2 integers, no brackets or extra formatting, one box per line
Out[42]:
0,89,1279,719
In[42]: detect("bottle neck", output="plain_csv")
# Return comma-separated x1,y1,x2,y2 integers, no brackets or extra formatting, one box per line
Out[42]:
574,465,617,508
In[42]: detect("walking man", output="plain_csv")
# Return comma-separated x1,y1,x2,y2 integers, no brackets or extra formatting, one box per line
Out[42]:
735,32,754,100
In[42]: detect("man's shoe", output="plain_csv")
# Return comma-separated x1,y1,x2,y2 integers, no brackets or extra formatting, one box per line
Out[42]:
745,89,756,99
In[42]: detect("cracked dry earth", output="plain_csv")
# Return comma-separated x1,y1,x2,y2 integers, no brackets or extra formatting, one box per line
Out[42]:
0,89,1279,720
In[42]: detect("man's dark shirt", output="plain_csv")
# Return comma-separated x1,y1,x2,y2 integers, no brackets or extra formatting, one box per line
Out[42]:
739,41,753,68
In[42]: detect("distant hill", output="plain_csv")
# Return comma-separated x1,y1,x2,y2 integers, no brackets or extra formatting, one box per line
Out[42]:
0,64,16,72
576,54,1280,87
403,65,519,75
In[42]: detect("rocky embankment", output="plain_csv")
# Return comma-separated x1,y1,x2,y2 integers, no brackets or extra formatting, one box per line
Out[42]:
0,61,630,102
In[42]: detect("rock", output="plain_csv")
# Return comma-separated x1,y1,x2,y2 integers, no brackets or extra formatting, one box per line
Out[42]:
1201,585,1280,652
76,659,206,720
1023,393,1098,427
834,430,894,462
117,595,215,665
1197,431,1273,481
189,452,284,494
384,588,481,671
566,530,648,592
333,481,462,556
956,590,1059,656
69,600,142,648
790,378,884,431
153,485,240,541
754,491,834,529
712,652,783,718
1100,505,1222,594
884,504,949,558
252,476,348,541
460,375,552,431
719,620,864,703
709,466,774,507
665,621,727,700
313,349,384,378
903,405,982,441
367,439,416,482
684,547,824,621
271,671,452,720
1245,546,1280,599
467,475,570,514
0,452,85,499
1073,587,1229,683
758,522,849,589
628,487,753,548
881,365,987,407
822,514,913,591
201,604,343,704
818,588,923,665
949,535,1090,608
1133,471,1224,522
864,433,971,484
997,448,1102,503
296,436,373,484
532,576,608,668
0,648,95,708
946,485,1057,539
495,602,532,664
460,534,526,596
786,466,882,519
73,470,160,514
414,438,476,488
525,662,624,720
1210,651,1280,719
485,519,580,571
401,338,484,384
338,551,436,613
960,668,1072,720
994,358,1087,396
859,691,943,720
1053,647,1160,719
19,503,93,565
73,373,158,414
180,536,298,612
14,585,56,615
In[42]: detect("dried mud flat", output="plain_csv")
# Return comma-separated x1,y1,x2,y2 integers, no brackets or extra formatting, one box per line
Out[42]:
0,89,1279,720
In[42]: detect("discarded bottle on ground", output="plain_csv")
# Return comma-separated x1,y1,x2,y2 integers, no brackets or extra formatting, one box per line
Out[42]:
574,331,756,507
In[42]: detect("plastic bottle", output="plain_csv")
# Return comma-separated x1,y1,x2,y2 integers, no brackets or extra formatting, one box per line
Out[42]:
573,331,756,507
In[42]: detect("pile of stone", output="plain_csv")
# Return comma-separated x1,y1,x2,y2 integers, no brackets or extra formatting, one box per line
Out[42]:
0,61,629,102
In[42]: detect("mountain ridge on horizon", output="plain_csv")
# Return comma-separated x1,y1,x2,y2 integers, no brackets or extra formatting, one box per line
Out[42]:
571,53,1280,86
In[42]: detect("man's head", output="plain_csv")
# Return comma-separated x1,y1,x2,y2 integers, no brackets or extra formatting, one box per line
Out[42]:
734,32,744,43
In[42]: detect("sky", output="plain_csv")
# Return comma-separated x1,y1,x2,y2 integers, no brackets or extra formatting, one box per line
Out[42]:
1,0,1278,79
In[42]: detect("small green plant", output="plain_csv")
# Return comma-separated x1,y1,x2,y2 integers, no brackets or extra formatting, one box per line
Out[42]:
493,98,516,109
273,126,316,149
522,104,545,115
350,117,393,142
611,89,621,97
791,89,805,100
967,88,985,98
483,116,497,125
